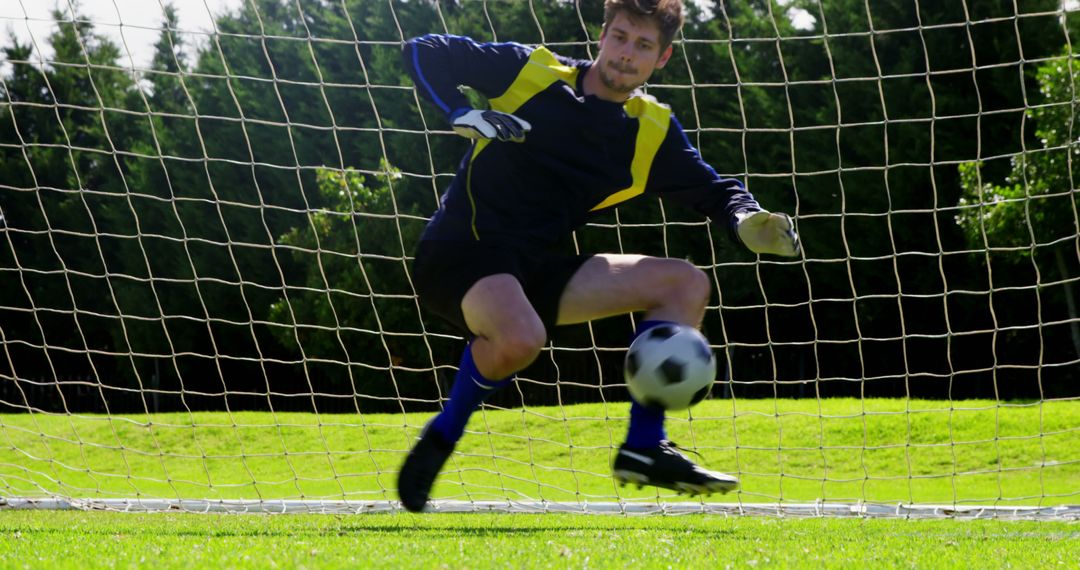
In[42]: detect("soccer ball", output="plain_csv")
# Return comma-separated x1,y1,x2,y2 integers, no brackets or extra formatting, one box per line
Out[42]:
624,323,717,411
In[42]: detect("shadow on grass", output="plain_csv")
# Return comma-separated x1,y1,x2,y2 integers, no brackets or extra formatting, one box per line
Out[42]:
332,523,741,539
7,517,741,539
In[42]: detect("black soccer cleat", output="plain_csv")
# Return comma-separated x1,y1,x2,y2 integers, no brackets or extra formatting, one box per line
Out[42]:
397,422,456,513
612,440,739,495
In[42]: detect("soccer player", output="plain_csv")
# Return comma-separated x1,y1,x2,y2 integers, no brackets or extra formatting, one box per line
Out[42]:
397,0,800,512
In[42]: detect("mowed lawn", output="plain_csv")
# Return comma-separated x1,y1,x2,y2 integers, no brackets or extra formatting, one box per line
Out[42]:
1,399,1077,506
0,510,1076,569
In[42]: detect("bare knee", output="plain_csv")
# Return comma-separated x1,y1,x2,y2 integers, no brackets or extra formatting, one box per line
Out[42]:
496,326,546,369
680,263,712,307
649,259,711,321
461,274,547,377
475,319,546,378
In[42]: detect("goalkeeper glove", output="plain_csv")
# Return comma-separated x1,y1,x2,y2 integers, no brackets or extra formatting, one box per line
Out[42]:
450,108,531,143
736,210,801,257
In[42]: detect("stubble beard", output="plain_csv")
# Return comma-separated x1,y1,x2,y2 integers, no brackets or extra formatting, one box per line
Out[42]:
598,62,640,95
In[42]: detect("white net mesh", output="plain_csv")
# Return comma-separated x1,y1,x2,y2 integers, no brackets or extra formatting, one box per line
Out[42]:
0,0,1077,517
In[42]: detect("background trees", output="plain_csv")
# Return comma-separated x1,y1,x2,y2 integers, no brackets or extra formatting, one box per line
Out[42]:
1,0,1076,413
957,52,1080,361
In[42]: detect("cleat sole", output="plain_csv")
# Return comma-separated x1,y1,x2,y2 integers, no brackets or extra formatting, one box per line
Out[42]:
614,469,739,495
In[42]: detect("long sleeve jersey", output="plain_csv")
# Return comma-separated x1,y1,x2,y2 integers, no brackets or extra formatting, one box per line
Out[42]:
402,34,762,249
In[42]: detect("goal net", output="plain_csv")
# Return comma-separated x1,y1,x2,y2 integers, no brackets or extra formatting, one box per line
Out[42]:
0,0,1077,518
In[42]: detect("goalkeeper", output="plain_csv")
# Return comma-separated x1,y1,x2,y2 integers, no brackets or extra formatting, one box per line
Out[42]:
397,0,800,512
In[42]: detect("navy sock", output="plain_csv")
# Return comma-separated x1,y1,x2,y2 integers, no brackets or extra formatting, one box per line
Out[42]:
624,320,672,449
429,342,510,443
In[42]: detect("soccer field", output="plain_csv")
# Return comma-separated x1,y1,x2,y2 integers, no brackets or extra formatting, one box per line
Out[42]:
3,0,1080,566
2,399,1078,568
2,399,1078,507
1,510,1076,569
2,399,1077,507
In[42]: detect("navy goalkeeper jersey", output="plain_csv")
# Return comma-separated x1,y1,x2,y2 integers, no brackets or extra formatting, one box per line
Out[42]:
402,34,762,248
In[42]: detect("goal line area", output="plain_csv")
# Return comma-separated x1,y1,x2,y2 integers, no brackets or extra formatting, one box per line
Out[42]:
2,498,1078,520
1,2,1078,518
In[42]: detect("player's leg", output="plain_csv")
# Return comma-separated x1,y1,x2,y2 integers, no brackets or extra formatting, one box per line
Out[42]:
399,242,547,511
555,253,704,455
555,253,711,326
556,254,738,495
461,274,547,379
425,273,545,445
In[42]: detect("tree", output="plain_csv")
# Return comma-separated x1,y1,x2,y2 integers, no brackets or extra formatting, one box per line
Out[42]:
3,0,1074,408
0,7,145,386
269,162,431,408
956,52,1080,359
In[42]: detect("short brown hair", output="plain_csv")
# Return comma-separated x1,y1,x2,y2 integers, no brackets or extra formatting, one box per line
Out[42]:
603,0,684,49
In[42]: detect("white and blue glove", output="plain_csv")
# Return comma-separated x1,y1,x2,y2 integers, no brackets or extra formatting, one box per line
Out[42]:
736,210,801,257
450,108,531,143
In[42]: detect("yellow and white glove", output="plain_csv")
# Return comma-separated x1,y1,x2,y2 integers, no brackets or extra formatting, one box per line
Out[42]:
450,108,531,143
735,210,801,257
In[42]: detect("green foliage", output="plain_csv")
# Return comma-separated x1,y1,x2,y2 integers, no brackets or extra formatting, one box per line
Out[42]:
956,161,1038,251
954,51,1080,361
0,6,158,377
956,54,1080,253
269,162,429,382
2,0,1078,404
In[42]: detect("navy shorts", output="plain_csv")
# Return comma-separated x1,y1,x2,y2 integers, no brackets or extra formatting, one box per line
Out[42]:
411,240,593,334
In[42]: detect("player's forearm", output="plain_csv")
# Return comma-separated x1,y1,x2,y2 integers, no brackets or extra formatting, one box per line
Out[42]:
401,34,474,119
648,178,762,248
696,178,763,247
649,118,764,246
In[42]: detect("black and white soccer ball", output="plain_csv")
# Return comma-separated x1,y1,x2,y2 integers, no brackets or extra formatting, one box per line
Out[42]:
624,323,717,411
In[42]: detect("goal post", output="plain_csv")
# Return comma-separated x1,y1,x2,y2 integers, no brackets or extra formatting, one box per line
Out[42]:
0,0,1078,518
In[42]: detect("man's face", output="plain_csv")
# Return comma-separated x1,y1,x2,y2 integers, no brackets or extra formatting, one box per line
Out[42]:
595,11,674,97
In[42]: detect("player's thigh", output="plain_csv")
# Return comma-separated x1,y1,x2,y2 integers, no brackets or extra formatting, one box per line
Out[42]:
461,273,545,344
555,254,707,325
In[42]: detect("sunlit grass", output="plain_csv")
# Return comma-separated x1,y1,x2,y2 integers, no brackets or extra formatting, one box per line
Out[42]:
0,510,1076,570
1,399,1077,506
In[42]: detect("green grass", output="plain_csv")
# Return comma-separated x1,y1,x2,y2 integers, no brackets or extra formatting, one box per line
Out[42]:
1,399,1077,506
0,510,1076,569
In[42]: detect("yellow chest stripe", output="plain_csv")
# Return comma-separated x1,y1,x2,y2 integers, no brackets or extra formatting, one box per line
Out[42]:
491,47,579,113
471,47,578,161
464,47,671,238
589,95,671,212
